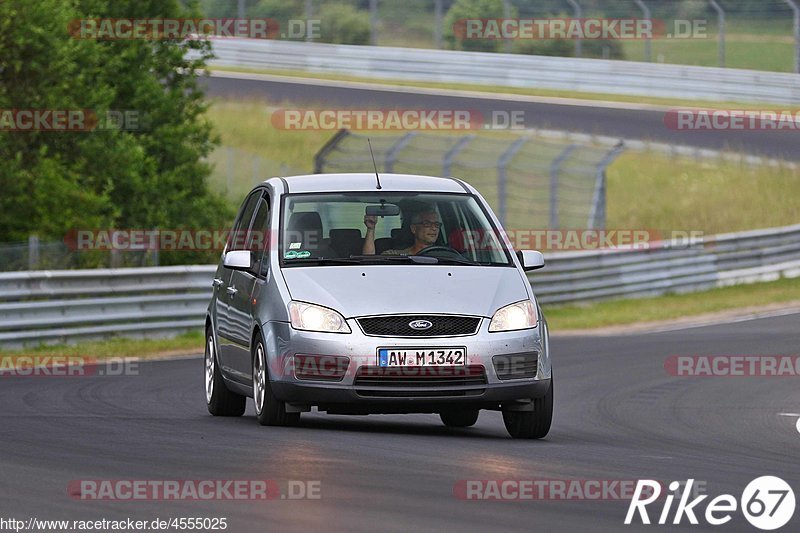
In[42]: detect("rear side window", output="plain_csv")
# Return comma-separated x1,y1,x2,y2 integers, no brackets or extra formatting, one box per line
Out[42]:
227,191,261,252
249,197,271,277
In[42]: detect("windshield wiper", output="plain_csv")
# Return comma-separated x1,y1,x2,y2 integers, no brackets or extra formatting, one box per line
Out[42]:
283,257,361,265
347,255,438,264
425,256,482,266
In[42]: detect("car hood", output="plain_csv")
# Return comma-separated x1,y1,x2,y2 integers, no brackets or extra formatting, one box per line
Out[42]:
281,265,529,318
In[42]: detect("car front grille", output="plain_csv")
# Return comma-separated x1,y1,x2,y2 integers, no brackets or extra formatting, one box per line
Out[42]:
492,352,538,380
357,314,481,337
354,365,487,397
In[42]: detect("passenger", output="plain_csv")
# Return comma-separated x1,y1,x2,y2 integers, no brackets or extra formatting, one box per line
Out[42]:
362,208,442,255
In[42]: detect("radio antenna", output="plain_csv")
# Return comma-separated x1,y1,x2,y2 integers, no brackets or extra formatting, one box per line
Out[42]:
367,138,382,190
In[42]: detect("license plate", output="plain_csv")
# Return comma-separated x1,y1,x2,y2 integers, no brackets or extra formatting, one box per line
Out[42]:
378,348,466,367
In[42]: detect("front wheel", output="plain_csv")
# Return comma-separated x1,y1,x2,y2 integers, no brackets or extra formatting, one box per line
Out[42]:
205,329,246,417
253,336,300,427
440,409,479,428
502,379,553,439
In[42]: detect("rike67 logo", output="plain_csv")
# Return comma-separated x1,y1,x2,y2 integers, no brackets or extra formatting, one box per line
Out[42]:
626,477,795,530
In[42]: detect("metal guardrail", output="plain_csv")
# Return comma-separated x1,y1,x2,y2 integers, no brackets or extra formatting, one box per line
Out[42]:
1,224,800,347
202,39,800,104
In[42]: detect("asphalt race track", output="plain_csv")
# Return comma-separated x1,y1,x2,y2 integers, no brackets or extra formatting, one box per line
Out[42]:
204,74,800,161
2,313,799,532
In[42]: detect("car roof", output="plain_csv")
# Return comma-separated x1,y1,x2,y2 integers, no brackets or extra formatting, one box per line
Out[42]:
264,173,470,194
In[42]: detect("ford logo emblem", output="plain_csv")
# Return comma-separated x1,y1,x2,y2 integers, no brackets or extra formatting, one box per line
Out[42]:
409,320,433,330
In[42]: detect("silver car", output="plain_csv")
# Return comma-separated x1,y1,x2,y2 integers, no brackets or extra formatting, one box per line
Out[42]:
205,173,552,439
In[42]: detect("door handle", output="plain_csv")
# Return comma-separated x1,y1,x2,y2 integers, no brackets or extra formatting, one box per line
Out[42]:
226,286,238,296
212,278,223,288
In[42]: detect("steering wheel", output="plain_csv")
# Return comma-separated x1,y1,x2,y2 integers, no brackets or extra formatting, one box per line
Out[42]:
416,245,464,257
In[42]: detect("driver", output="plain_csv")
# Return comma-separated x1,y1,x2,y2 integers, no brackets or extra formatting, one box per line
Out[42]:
362,208,442,255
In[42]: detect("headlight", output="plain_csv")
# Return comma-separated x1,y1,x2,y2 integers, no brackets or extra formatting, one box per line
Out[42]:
488,300,537,332
288,301,351,333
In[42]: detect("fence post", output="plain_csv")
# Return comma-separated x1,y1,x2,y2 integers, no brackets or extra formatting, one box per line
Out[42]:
442,134,474,177
252,155,260,185
28,235,39,270
709,0,725,68
549,144,578,229
226,146,234,193
496,138,527,226
305,0,314,42
434,0,443,49
370,0,379,46
588,143,625,230
786,0,800,74
503,0,512,53
566,0,582,58
634,0,652,62
385,132,418,173
313,128,350,173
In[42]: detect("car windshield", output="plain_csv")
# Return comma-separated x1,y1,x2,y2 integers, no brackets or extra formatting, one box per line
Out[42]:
280,192,512,267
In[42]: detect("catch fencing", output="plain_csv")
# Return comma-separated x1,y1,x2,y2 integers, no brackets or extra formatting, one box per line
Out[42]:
1,224,799,347
314,130,623,231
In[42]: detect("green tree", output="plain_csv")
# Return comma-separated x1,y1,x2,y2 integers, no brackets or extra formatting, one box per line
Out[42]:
444,0,510,53
0,0,231,265
317,3,371,45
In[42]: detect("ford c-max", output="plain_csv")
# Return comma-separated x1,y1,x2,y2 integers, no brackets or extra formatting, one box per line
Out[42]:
205,173,552,439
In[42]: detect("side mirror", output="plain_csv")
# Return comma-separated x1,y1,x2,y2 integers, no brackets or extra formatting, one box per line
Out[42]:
517,250,545,271
223,250,252,271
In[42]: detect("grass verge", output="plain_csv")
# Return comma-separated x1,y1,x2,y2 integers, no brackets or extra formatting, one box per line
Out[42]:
0,331,204,359
543,277,800,331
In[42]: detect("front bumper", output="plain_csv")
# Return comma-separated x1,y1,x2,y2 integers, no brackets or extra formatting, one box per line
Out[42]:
262,317,552,413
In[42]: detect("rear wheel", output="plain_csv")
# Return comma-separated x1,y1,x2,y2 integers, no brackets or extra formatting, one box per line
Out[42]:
205,329,246,416
253,336,300,427
440,409,480,428
502,379,553,439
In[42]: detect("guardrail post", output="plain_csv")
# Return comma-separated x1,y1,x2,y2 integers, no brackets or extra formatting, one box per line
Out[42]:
588,142,624,230
785,0,800,73
634,0,652,62
385,132,417,173
434,0,443,49
442,134,474,177
497,137,527,226
549,144,578,229
28,235,39,270
370,0,379,45
313,128,350,173
566,0,583,58
709,0,725,67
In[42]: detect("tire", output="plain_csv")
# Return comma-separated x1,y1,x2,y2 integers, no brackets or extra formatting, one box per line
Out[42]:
205,328,246,417
502,378,553,439
440,409,480,428
253,335,300,427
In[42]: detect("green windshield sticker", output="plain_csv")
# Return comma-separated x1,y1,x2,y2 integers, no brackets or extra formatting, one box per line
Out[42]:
296,250,311,258
284,251,298,259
